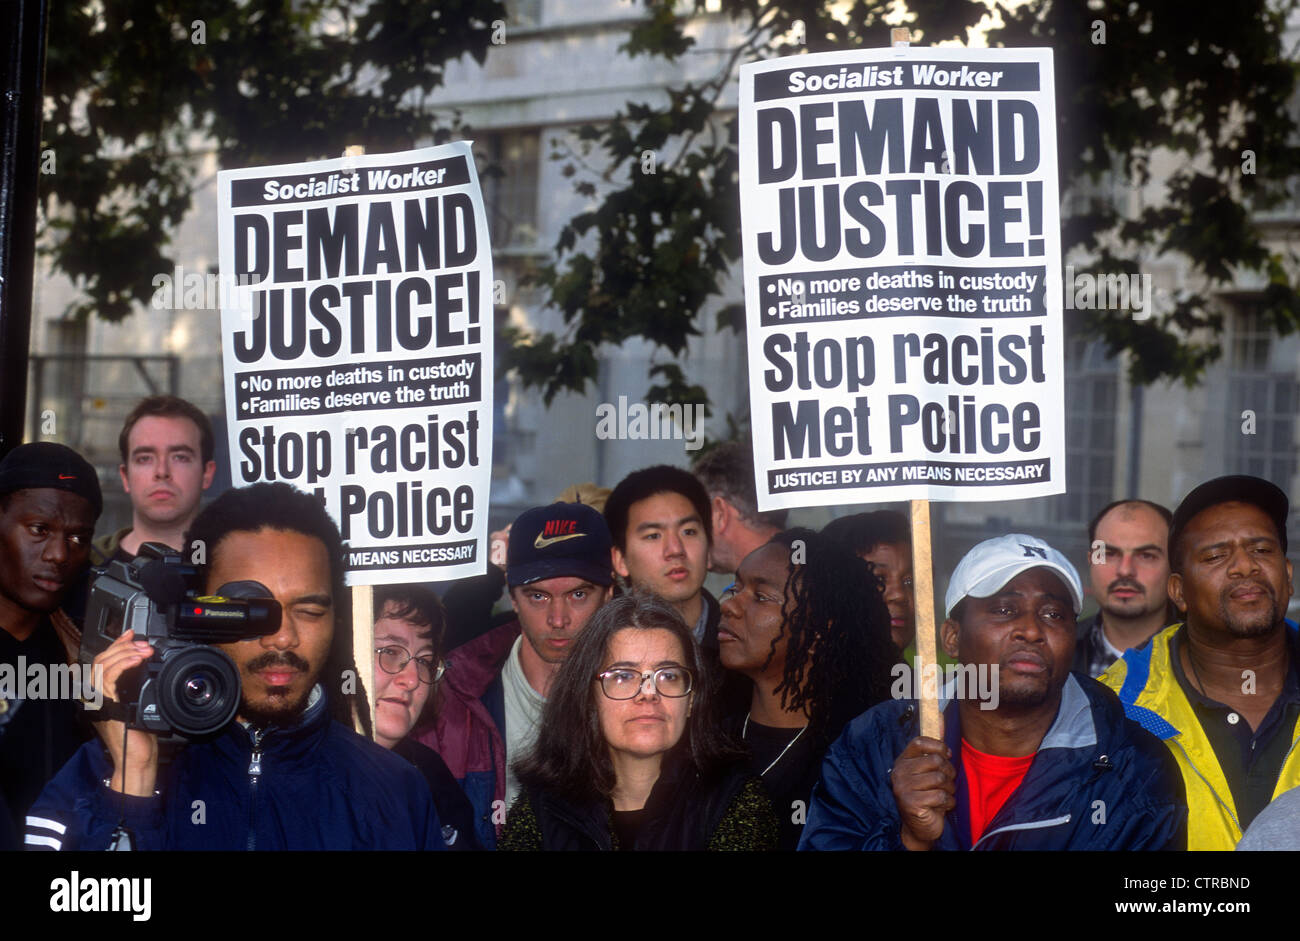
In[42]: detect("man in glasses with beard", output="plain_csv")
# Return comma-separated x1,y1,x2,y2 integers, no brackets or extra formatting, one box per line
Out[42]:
25,482,444,851
1101,475,1300,850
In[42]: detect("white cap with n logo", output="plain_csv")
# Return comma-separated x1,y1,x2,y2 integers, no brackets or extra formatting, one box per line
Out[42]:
944,533,1083,618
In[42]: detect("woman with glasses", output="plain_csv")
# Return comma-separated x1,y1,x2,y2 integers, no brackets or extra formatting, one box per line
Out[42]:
499,591,777,850
371,585,481,850
718,527,896,850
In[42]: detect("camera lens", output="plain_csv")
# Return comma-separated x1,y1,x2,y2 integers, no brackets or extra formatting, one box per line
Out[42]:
157,647,241,737
183,671,215,707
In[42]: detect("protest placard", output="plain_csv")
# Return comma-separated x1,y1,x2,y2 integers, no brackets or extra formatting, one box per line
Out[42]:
217,143,493,584
739,46,1065,512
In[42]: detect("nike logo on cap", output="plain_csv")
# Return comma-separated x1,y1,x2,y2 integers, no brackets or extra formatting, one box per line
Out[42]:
58,474,76,480
534,532,586,549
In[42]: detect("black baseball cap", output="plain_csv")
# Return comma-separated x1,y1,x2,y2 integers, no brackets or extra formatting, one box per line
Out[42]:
507,502,614,588
1170,475,1289,559
0,442,103,520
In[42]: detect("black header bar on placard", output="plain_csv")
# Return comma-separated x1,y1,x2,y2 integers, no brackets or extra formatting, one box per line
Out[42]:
753,60,1041,102
346,539,478,571
234,353,481,419
758,265,1047,326
230,155,471,208
768,457,1051,492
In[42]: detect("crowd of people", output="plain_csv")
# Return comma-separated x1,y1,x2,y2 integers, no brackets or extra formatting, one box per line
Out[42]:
2,394,1299,851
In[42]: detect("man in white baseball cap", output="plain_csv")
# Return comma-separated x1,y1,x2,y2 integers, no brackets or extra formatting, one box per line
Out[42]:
800,533,1186,851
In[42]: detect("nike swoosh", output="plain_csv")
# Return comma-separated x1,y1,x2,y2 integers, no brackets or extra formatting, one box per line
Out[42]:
58,474,76,480
534,532,586,549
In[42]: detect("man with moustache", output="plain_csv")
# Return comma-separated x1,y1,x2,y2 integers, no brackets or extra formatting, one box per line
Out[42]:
25,482,444,850
91,395,216,565
1101,476,1300,849
1076,500,1174,677
800,534,1186,850
417,502,614,849
0,444,100,849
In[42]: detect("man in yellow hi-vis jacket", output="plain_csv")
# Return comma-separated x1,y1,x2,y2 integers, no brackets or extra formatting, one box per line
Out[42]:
1100,475,1300,850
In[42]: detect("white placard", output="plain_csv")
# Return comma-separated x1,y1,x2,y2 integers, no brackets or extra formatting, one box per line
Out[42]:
217,143,493,584
740,47,1065,510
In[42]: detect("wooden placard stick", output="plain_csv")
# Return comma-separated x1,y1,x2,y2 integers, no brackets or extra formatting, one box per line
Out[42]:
892,25,941,740
341,145,377,738
351,583,376,738
909,499,942,738
893,27,942,738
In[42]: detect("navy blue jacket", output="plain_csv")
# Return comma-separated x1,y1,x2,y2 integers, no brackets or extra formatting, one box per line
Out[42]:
24,686,444,851
799,674,1187,851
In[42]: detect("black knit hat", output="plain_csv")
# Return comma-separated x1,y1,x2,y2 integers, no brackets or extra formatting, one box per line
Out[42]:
0,442,103,520
1170,475,1289,558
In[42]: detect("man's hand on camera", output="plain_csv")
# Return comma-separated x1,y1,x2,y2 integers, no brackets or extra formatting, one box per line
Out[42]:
90,629,160,797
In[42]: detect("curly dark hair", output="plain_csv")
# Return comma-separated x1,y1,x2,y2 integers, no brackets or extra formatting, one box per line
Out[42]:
763,528,897,747
513,590,743,804
185,482,366,732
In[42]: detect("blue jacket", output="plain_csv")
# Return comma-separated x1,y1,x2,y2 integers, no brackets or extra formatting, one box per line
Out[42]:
24,686,444,851
799,674,1187,850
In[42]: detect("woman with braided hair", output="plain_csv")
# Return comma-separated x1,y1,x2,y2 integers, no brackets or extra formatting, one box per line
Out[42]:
718,527,896,849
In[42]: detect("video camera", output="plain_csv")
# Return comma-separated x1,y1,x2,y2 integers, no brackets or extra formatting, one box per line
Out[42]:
80,542,282,738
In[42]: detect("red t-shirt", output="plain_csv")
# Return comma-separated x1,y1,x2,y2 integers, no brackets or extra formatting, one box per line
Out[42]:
962,739,1034,844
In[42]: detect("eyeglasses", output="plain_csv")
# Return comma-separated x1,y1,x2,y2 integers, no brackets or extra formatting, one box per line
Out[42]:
375,645,444,685
596,667,694,700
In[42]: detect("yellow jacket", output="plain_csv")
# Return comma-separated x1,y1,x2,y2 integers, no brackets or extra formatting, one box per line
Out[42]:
1099,623,1300,850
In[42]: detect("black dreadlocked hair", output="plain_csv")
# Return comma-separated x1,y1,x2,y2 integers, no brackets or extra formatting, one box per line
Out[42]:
766,527,897,748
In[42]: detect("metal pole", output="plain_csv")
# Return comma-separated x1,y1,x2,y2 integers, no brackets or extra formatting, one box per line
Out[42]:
0,0,50,458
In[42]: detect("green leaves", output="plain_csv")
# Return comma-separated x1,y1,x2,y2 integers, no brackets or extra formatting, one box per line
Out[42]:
508,0,1300,407
42,0,506,323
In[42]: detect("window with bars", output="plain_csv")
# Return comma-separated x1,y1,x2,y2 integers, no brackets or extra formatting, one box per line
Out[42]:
1224,307,1299,485
1047,336,1119,524
505,0,541,28
478,130,540,251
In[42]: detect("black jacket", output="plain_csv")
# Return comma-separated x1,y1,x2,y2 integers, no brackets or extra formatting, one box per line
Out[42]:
393,736,483,851
0,616,89,848
503,750,773,851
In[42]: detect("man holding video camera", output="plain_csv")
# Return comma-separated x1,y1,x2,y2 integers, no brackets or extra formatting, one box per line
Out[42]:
25,482,445,851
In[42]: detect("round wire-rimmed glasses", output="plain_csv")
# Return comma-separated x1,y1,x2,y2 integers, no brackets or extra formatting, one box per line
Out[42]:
375,645,445,685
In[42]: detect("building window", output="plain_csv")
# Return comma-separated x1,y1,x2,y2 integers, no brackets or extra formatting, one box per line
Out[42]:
1225,306,1299,485
1047,336,1119,524
478,130,540,251
505,0,542,28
